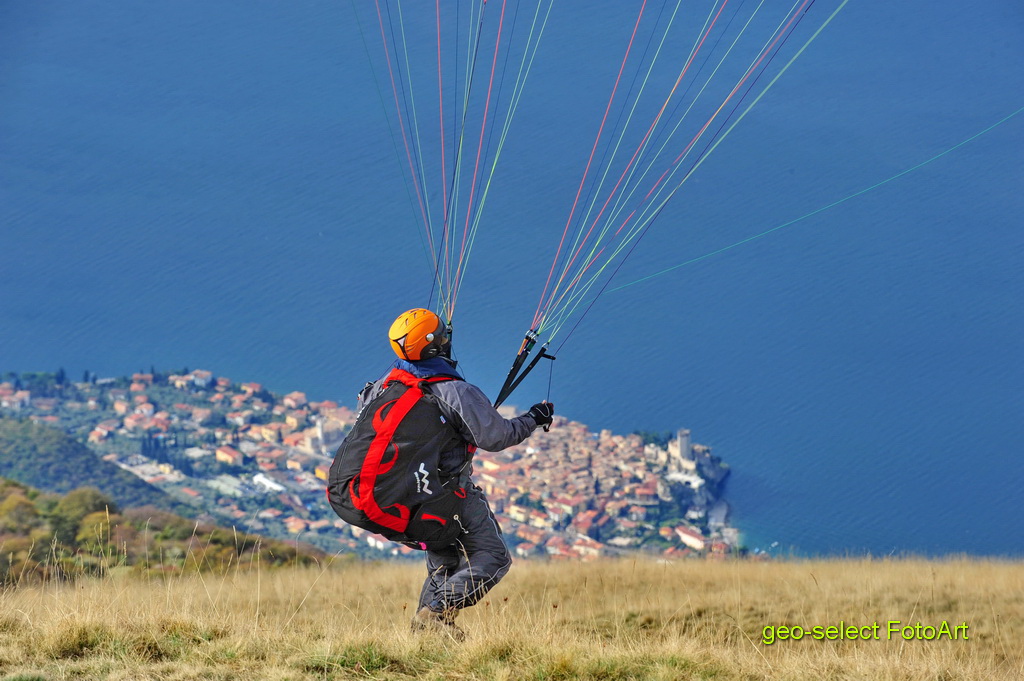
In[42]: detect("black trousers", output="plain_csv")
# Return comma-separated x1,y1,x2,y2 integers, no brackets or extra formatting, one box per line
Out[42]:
417,482,512,612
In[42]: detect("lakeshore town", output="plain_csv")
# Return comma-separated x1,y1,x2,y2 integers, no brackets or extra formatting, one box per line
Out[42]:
0,369,741,560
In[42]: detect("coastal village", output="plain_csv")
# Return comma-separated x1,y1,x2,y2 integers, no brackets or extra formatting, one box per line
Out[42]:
0,369,739,560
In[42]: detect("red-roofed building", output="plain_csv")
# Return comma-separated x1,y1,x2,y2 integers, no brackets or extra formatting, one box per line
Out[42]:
215,446,244,466
285,410,308,430
628,505,648,522
123,413,148,431
286,455,313,472
674,525,706,551
572,536,605,558
708,542,731,561
149,417,171,432
544,535,571,557
662,546,691,559
225,411,250,427
572,509,599,537
261,422,290,442
528,509,553,530
507,504,529,523
1,390,30,410
256,448,286,463
515,542,538,558
283,432,306,449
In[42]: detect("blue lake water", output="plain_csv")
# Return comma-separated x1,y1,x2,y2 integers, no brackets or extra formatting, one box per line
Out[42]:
2,1,1022,556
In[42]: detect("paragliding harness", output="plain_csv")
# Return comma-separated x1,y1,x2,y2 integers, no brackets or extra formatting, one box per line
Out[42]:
326,368,469,551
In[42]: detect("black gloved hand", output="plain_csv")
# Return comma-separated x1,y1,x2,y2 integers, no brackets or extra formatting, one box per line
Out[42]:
527,401,554,427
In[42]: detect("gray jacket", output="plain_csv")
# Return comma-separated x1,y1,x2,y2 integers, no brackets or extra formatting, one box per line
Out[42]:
356,366,538,481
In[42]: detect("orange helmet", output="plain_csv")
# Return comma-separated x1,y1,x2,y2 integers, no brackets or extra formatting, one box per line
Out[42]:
388,308,449,361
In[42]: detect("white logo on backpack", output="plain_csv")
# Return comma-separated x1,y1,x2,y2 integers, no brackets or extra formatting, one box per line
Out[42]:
415,462,432,495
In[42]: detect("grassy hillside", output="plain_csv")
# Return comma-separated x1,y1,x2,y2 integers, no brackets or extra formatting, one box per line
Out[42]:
0,477,327,584
0,418,182,513
0,558,1021,680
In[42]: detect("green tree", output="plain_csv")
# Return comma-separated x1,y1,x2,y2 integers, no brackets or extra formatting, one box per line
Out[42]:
0,492,41,533
50,487,116,546
632,430,674,448
75,510,124,549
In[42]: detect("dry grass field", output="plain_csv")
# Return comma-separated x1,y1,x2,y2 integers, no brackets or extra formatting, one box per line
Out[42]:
0,557,1021,680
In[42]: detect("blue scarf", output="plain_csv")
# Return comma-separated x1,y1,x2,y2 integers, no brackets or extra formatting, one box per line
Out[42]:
393,357,463,380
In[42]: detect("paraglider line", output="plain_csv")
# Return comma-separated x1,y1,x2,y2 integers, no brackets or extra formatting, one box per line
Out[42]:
533,0,650,330
552,221,651,355
583,0,770,282
549,0,685,327
458,0,509,276
620,0,810,238
440,0,491,319
542,0,733,324
547,0,836,343
437,0,448,224
349,0,434,273
608,104,1024,292
570,0,675,271
547,0,761,332
453,1,555,312
450,0,526,310
373,0,432,245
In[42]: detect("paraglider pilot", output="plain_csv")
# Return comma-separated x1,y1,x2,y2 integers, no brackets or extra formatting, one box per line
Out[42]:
330,308,554,640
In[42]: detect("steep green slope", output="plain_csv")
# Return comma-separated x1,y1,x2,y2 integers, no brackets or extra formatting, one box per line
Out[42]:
0,417,183,513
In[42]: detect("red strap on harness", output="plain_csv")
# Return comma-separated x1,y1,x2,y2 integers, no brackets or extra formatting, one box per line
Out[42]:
384,368,454,390
349,369,458,533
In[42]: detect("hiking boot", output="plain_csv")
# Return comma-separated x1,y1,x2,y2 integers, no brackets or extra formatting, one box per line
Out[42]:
411,606,466,642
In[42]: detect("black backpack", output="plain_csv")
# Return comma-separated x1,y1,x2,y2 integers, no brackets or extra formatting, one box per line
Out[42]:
326,368,468,550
